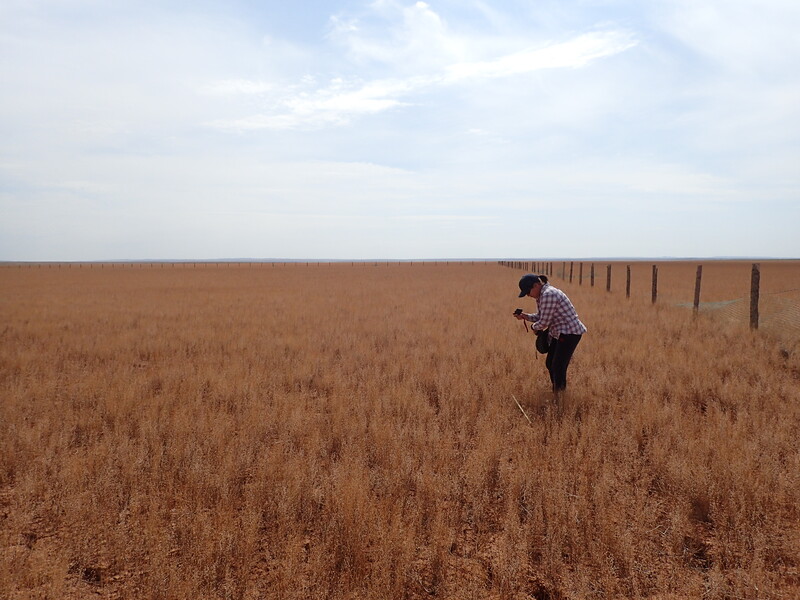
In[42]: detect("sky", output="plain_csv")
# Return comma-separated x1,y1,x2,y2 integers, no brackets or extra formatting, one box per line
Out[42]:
1,0,799,260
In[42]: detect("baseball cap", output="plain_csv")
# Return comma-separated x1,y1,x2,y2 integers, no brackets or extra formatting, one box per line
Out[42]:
518,274,541,297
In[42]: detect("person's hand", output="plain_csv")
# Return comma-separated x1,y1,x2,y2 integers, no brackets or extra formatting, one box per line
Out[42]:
513,312,527,321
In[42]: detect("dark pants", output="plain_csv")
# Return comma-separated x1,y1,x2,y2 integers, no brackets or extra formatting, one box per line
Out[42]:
545,334,582,392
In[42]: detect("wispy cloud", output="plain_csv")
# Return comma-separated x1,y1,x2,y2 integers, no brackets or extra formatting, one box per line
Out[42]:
207,78,418,130
328,0,465,71
209,28,636,131
443,31,636,81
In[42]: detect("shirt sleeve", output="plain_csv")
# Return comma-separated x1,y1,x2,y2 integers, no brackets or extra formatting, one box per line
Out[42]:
532,293,556,330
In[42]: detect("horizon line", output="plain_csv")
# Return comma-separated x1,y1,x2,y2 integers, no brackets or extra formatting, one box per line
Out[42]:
2,256,797,264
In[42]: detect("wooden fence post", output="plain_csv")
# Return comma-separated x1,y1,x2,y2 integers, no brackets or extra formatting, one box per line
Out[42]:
606,264,612,292
569,261,573,283
694,265,703,313
590,263,595,287
750,263,760,330
579,262,583,286
626,265,631,299
651,265,658,304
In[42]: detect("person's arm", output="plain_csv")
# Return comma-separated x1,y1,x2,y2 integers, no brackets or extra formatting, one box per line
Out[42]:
514,311,538,322
531,293,556,330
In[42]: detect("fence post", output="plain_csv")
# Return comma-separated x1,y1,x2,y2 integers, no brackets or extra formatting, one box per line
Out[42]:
626,265,631,299
590,263,595,287
569,261,573,283
606,265,612,292
651,265,658,304
750,263,760,330
579,263,583,286
694,265,703,313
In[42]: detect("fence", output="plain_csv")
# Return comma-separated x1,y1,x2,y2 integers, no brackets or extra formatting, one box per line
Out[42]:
500,260,800,341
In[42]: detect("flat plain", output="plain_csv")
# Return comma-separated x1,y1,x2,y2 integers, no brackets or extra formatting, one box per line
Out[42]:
1,261,799,599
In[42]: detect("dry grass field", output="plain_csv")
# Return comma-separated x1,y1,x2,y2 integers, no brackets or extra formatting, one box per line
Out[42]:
1,261,799,599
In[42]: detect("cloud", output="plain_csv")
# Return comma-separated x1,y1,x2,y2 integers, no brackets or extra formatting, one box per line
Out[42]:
328,0,464,71
443,31,636,81
207,77,419,130
209,22,637,132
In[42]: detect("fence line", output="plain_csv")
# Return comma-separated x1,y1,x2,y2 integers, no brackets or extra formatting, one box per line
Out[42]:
500,260,800,340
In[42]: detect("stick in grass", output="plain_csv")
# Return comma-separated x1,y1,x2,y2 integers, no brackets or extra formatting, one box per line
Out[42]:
512,394,532,425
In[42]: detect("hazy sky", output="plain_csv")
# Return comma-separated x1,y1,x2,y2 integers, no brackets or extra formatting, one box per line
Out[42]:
2,0,799,260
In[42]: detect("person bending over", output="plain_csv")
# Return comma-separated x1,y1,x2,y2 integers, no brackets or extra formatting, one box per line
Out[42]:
514,274,587,393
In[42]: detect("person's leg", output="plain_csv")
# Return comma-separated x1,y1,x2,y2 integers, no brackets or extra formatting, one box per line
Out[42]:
551,334,582,391
545,337,558,391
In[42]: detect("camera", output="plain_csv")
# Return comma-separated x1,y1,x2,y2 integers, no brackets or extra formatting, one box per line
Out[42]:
514,308,523,315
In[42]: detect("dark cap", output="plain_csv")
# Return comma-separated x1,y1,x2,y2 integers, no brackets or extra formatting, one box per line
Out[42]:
518,274,541,297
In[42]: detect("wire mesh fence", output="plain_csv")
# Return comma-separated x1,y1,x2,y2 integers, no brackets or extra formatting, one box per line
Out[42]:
684,290,800,341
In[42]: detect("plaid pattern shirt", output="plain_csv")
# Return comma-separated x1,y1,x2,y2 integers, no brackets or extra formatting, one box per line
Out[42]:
528,284,587,338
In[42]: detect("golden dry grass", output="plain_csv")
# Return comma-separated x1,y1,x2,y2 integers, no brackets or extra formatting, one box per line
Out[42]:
1,261,799,599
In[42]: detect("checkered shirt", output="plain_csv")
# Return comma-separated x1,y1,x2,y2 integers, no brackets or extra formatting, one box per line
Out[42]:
528,284,587,338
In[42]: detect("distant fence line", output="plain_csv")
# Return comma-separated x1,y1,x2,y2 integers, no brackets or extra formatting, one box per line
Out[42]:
497,261,553,276
499,260,796,333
